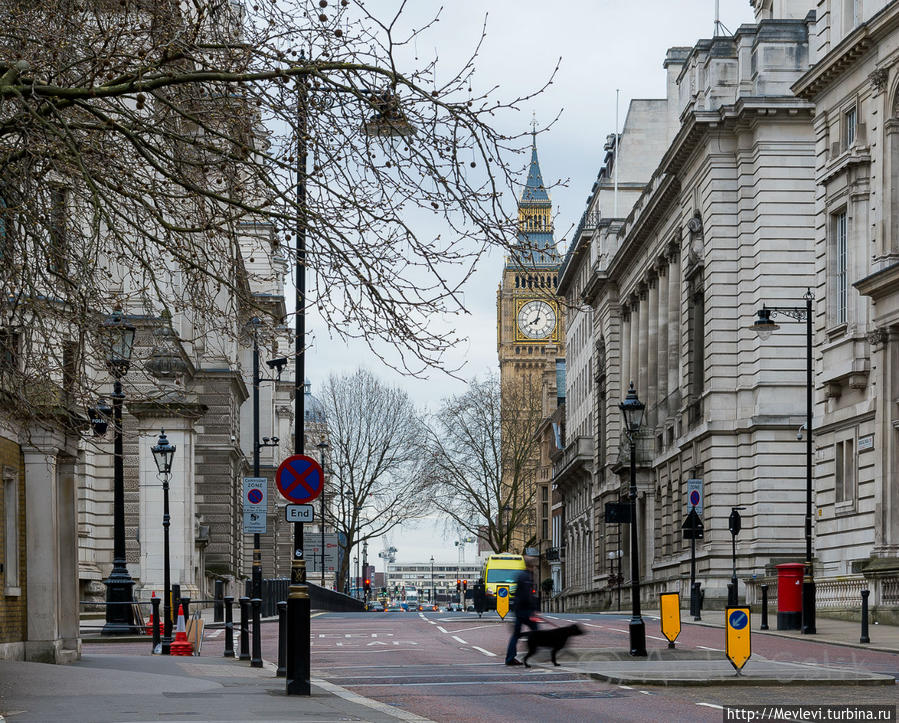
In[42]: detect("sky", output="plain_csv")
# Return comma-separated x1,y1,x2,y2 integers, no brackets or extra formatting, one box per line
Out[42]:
304,0,757,566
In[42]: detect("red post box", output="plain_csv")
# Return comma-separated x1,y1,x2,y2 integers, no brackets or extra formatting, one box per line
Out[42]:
776,563,804,630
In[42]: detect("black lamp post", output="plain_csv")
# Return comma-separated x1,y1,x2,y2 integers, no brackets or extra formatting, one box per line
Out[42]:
101,311,137,635
316,437,329,587
430,555,435,604
752,289,816,634
151,429,176,654
619,382,646,657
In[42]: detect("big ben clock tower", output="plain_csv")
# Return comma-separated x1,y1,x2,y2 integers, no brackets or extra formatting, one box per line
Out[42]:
497,132,563,384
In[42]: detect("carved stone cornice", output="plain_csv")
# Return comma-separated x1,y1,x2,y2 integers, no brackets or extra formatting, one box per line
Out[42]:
869,67,890,94
867,327,888,350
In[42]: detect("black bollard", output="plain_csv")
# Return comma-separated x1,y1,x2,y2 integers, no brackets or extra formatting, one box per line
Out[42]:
692,582,702,621
172,584,181,625
223,596,235,658
180,595,190,622
251,598,263,668
239,596,250,661
151,595,161,652
277,601,287,677
760,584,769,630
727,582,737,607
214,580,224,623
860,589,871,644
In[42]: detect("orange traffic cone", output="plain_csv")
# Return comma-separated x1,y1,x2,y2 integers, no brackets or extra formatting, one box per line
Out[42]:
168,603,194,656
145,591,163,636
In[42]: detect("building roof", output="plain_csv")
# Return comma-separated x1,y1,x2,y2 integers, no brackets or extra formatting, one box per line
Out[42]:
519,135,551,206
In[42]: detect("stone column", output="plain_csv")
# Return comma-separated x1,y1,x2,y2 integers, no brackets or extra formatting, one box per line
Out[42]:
630,298,641,393
647,276,659,427
620,308,631,400
656,259,669,417
56,455,80,655
638,285,649,401
871,327,899,557
667,250,681,405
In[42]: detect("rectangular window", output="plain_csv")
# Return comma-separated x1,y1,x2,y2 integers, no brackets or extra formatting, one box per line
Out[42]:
844,0,860,31
835,211,848,324
834,438,856,504
4,472,19,590
688,286,705,424
844,107,857,148
0,328,18,376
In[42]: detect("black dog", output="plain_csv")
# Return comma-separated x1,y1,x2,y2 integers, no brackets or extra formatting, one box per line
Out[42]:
521,624,584,667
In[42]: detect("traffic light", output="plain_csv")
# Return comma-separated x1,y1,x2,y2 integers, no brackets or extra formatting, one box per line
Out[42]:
364,578,371,594
456,579,461,592
462,580,468,593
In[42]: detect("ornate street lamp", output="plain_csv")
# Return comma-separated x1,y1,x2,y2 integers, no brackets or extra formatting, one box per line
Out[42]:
101,310,137,635
152,429,176,654
752,289,816,634
619,382,646,657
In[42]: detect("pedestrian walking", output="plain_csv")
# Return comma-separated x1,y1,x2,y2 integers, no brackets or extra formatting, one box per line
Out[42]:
505,556,539,665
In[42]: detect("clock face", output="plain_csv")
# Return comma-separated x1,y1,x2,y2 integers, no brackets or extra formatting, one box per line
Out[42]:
517,300,556,340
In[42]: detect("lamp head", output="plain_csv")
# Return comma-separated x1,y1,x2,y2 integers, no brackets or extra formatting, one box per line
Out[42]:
618,382,645,435
752,307,779,341
151,429,176,475
266,357,287,378
102,310,135,373
87,399,112,436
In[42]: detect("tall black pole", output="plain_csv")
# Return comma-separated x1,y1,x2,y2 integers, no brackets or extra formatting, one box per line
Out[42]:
628,436,646,656
252,326,262,599
161,469,172,655
287,57,311,697
102,375,136,634
802,292,816,634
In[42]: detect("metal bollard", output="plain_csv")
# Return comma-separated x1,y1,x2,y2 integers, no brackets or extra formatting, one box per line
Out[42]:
214,580,224,623
727,582,737,607
239,597,250,661
251,598,263,668
860,589,871,644
172,584,181,624
760,584,769,630
180,596,190,621
692,582,702,621
277,601,287,677
151,595,161,652
223,596,235,657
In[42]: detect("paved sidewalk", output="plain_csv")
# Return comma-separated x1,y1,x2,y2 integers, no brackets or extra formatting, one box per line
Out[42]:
0,653,433,723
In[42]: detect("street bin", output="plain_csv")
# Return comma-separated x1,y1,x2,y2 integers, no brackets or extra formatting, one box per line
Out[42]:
776,563,804,630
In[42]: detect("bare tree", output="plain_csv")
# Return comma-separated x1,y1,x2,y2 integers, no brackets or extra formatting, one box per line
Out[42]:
425,373,543,554
0,0,555,422
319,368,431,589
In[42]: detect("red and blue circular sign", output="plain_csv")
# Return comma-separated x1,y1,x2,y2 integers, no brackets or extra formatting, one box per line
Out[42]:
689,490,701,507
247,488,263,504
276,454,323,504
728,609,748,630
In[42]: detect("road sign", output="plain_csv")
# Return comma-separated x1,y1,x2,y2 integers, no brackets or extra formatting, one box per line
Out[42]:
604,501,633,524
686,478,703,516
242,477,267,534
659,592,681,648
682,508,704,540
725,606,751,672
276,454,323,504
306,533,344,573
495,585,510,620
286,504,314,523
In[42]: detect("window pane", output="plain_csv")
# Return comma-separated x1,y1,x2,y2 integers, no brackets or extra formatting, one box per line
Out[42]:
836,212,848,324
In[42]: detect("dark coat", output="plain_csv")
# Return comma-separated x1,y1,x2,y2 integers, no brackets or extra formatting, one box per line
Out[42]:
513,569,537,620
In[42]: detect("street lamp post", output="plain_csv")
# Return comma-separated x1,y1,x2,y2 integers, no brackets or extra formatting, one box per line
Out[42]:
151,429,176,655
430,556,435,604
353,556,359,599
101,311,137,635
752,289,816,635
619,382,646,657
316,438,329,587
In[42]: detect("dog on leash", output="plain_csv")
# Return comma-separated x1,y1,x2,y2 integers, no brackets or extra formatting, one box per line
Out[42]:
521,623,584,667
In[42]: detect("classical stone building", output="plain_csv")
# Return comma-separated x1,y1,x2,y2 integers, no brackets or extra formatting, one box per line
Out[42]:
496,135,564,555
791,0,899,618
558,7,820,610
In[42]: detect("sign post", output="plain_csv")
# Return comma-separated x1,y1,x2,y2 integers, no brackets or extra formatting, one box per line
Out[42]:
659,592,681,649
682,507,704,619
725,606,751,674
495,585,510,620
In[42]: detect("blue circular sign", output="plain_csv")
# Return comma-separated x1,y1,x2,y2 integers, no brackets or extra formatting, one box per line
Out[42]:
729,610,748,630
690,490,701,506
497,587,509,598
247,488,263,504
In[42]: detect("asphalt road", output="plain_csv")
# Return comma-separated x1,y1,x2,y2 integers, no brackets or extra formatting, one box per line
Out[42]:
84,610,899,722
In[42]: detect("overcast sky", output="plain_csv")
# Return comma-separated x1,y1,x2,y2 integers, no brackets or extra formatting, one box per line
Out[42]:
306,0,757,566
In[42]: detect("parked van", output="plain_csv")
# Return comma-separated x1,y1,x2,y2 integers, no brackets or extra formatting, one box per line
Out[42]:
482,553,527,609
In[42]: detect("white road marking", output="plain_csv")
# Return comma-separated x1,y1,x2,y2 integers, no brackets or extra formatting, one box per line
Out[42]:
349,679,593,688
697,645,723,652
452,635,467,644
640,690,652,695
206,629,223,638
544,615,560,619
428,620,436,625
472,646,497,657
697,703,724,710
647,635,667,641
312,677,438,722
618,685,633,690
437,626,448,633
583,623,603,629
609,628,628,633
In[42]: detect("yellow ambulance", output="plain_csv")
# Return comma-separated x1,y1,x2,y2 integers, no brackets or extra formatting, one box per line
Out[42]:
482,553,527,610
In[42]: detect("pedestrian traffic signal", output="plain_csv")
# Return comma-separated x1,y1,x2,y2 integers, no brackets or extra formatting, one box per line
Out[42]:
456,579,461,592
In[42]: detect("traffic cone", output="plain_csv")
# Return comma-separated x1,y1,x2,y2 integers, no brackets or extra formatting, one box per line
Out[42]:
169,604,194,656
145,591,163,636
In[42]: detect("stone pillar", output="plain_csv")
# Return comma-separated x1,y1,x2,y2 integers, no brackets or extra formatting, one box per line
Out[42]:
667,251,681,404
630,296,640,394
656,259,669,416
22,429,79,663
647,275,659,426
620,308,631,399
638,285,649,401
871,327,899,557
